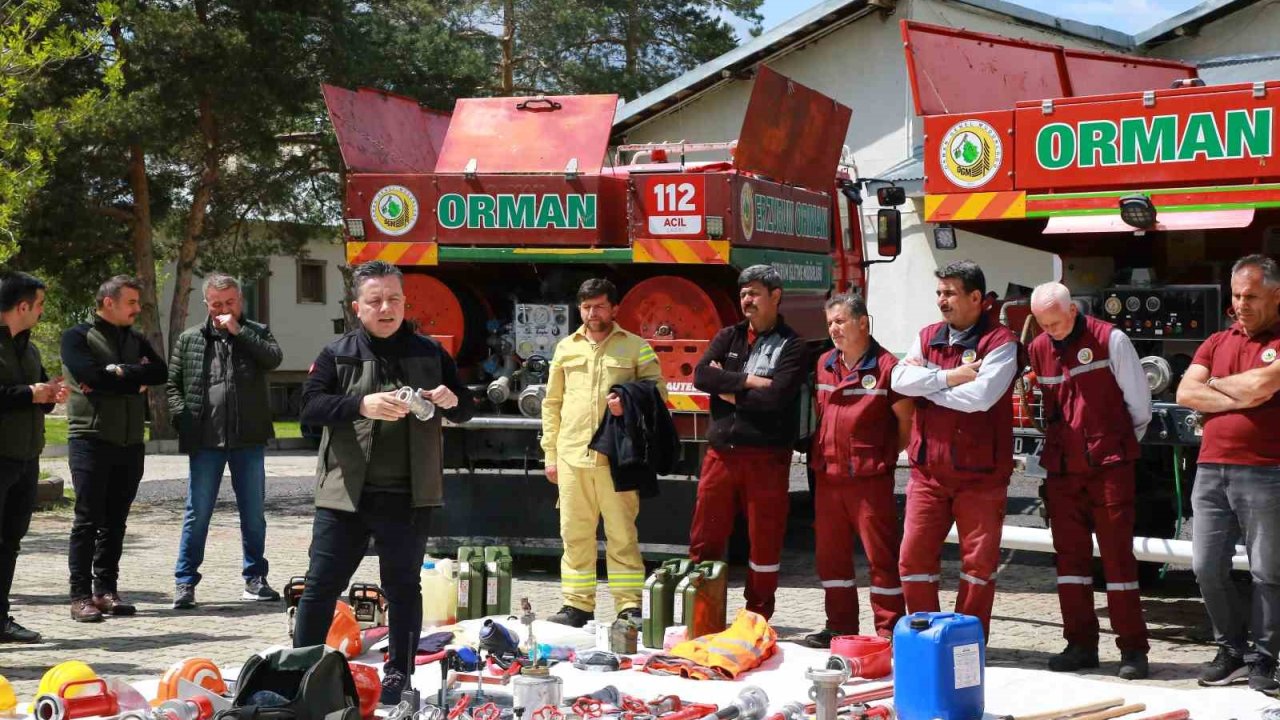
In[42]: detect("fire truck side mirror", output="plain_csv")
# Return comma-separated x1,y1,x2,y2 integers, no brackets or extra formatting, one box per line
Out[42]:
876,185,907,207
876,208,902,258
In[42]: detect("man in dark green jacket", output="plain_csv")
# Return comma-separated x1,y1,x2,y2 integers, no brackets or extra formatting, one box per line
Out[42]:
167,272,283,610
0,272,65,642
293,260,473,705
61,275,167,622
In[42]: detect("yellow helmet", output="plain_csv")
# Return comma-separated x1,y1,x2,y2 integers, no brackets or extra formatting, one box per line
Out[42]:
0,674,17,714
29,661,96,713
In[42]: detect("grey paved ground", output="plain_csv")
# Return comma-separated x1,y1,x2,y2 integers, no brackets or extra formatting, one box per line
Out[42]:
1,453,1226,703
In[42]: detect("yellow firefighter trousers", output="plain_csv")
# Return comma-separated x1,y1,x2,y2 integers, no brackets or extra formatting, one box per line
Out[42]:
558,461,644,612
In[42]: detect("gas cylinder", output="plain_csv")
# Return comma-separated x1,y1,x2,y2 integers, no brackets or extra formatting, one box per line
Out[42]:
456,546,486,620
642,559,695,649
673,561,727,639
893,612,985,720
484,546,513,616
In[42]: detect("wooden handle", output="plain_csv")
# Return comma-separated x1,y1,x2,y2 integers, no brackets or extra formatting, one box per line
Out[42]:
1005,698,1125,720
1129,712,1189,720
1071,704,1147,720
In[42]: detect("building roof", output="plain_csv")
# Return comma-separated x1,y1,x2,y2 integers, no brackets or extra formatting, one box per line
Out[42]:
1134,0,1264,47
613,0,1131,135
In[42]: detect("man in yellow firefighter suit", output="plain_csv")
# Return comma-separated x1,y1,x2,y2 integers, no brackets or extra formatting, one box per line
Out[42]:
542,278,667,627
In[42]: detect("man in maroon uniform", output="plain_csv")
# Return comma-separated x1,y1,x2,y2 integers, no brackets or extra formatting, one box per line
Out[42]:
1028,281,1150,680
1178,254,1280,695
891,260,1017,640
803,293,912,648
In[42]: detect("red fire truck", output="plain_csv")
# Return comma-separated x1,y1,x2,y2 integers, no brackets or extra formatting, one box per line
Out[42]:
322,68,881,551
903,20,1279,544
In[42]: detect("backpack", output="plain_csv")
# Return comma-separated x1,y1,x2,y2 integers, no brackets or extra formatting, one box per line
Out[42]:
215,646,360,720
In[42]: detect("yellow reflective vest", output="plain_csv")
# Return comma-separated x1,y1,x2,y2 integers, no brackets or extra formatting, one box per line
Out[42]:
643,609,778,680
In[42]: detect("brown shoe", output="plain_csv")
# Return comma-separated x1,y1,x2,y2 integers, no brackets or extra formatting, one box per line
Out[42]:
70,597,104,623
93,592,136,616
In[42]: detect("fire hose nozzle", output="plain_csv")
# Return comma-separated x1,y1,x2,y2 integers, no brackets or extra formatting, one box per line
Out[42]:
394,387,436,421
701,687,769,720
779,702,805,720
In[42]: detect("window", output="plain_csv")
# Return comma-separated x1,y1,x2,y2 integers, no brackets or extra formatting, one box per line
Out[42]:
242,275,270,324
297,260,326,304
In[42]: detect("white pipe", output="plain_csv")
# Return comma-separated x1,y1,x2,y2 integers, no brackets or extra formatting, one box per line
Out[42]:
945,524,1250,572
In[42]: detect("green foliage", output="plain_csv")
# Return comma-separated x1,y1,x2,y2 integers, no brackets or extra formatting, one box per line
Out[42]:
0,0,119,257
459,0,762,99
7,0,758,358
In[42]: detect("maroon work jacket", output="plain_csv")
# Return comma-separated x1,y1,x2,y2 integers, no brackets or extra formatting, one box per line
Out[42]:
811,341,901,482
1029,315,1139,474
908,315,1016,481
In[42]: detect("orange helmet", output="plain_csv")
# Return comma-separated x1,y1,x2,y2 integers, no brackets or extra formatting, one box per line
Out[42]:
347,663,380,719
156,658,226,703
327,601,363,659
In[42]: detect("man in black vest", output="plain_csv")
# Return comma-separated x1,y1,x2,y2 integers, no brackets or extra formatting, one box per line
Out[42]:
61,275,168,622
294,260,473,704
0,272,65,642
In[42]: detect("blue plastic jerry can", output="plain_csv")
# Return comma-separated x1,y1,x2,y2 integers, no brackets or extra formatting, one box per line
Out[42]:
893,612,985,720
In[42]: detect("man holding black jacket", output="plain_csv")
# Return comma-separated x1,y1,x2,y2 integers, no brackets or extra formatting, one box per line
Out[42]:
294,260,473,704
61,275,168,622
0,272,66,642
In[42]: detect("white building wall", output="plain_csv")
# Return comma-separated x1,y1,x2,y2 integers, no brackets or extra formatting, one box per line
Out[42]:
618,0,1108,353
157,236,347,374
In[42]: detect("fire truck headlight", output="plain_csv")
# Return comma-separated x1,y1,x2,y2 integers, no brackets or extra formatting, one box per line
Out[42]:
1119,195,1157,230
345,218,366,239
707,216,724,239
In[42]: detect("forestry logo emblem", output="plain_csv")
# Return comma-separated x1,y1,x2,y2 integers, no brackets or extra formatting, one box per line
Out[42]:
370,186,418,236
941,120,1002,189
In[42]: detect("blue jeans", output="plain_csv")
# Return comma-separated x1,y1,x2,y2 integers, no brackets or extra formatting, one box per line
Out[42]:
1192,463,1280,660
174,447,269,586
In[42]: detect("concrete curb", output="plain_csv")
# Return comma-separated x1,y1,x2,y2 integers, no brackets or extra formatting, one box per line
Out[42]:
42,436,317,457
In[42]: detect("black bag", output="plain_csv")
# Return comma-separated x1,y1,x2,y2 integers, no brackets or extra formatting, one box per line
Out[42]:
215,645,360,720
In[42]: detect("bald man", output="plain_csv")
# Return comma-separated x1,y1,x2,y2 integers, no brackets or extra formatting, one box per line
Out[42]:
1027,282,1151,680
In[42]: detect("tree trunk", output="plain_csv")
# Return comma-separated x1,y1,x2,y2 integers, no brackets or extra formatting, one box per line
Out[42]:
500,0,515,94
167,89,220,350
338,166,357,331
624,9,638,77
125,142,174,439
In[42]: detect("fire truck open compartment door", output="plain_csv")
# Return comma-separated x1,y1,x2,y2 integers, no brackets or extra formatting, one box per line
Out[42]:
435,94,618,175
733,65,852,193
321,84,451,174
900,20,1196,117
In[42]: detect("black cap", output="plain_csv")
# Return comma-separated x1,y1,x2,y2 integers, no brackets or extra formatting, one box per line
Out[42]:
910,616,930,630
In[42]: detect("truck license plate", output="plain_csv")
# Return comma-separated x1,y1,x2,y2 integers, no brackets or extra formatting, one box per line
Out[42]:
1013,436,1044,457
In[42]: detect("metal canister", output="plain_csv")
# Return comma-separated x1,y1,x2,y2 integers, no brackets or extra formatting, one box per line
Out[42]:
483,546,513,616
610,618,638,654
456,546,485,620
511,669,562,717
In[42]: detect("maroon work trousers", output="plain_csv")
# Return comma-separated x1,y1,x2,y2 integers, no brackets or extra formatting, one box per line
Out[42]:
814,472,905,637
689,446,791,618
1045,462,1150,653
899,467,1007,640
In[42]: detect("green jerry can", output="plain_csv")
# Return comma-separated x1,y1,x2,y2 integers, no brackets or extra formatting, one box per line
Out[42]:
484,546,513,616
456,546,486,620
673,560,728,640
642,559,696,649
